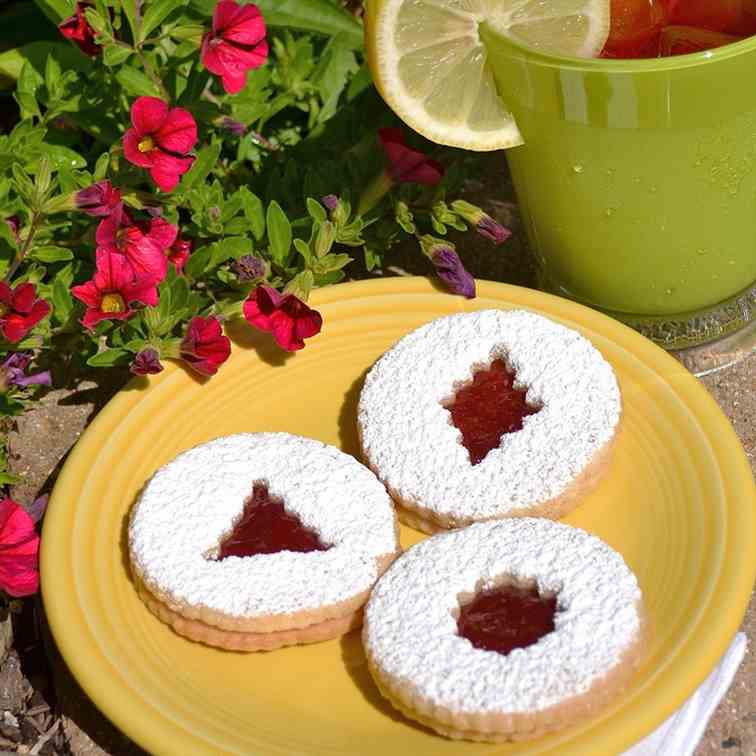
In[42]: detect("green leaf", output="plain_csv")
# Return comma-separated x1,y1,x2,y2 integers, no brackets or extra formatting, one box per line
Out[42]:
52,275,74,324
12,164,35,203
306,197,326,223
178,141,221,191
115,65,162,97
141,0,188,40
312,36,358,123
45,54,62,98
29,245,74,263
83,7,110,36
0,42,93,89
266,201,292,266
238,187,265,241
346,62,373,101
255,0,363,49
93,152,110,181
87,348,129,367
293,238,312,265
313,252,351,274
0,394,26,417
103,44,134,66
184,243,213,278
32,0,74,24
37,144,86,170
121,0,139,41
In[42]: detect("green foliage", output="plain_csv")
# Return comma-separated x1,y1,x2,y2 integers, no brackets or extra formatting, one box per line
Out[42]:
0,0,499,440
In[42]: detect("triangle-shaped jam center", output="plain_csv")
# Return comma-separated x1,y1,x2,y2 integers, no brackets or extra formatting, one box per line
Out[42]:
217,483,330,559
444,359,540,465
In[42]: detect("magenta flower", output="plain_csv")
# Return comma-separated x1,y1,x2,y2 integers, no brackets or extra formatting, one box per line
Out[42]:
201,0,268,95
5,217,20,245
71,250,159,330
168,237,192,274
379,128,444,185
130,348,163,376
0,498,40,597
75,181,122,218
123,97,197,192
180,316,231,376
58,2,101,57
243,285,322,352
96,214,177,284
0,283,51,343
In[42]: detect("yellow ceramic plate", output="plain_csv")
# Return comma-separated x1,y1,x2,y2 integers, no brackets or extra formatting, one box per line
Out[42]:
42,278,756,756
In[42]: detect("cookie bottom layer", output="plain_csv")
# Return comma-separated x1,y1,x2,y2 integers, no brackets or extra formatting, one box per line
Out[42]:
371,424,620,535
363,605,648,742
136,579,361,651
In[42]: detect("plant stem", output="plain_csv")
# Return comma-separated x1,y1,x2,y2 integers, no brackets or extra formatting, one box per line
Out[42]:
133,0,170,102
6,212,42,282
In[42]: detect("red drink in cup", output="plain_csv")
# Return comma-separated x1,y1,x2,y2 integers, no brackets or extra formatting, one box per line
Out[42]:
602,0,756,57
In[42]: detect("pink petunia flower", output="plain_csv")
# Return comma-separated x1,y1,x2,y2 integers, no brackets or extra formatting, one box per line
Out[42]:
123,97,197,192
96,213,177,284
0,283,51,343
71,250,159,330
0,498,40,597
167,237,192,274
201,0,268,95
242,285,322,352
180,316,231,376
58,2,101,57
75,181,122,218
378,128,444,185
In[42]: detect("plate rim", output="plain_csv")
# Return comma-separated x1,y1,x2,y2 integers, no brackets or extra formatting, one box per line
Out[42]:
41,277,756,755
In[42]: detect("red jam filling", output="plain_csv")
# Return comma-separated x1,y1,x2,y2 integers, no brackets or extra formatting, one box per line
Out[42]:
444,359,539,465
216,483,330,559
457,583,557,655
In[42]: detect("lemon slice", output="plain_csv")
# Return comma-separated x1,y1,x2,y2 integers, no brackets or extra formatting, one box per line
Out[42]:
365,0,611,151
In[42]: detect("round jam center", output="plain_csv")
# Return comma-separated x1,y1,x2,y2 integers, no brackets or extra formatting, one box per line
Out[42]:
457,583,557,656
216,483,330,559
444,359,540,465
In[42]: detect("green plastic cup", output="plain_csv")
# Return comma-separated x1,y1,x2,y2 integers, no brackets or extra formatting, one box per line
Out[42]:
482,29,756,349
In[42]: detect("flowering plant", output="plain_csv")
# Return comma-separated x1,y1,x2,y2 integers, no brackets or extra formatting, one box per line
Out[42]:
0,0,511,594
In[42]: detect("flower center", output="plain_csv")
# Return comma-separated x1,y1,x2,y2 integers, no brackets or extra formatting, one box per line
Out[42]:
0,303,8,317
137,136,155,153
209,36,223,48
101,293,126,313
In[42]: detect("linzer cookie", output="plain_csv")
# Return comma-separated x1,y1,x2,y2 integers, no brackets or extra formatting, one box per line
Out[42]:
363,519,646,742
357,310,621,532
128,433,400,651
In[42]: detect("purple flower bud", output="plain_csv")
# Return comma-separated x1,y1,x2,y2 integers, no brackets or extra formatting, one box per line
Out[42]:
431,247,476,299
321,195,339,212
233,254,266,282
130,349,163,376
5,216,20,244
221,117,246,137
146,205,164,218
476,216,511,245
75,181,122,218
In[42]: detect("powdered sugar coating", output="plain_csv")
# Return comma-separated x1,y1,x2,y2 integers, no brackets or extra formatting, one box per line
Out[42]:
358,310,621,520
129,433,399,619
364,518,642,714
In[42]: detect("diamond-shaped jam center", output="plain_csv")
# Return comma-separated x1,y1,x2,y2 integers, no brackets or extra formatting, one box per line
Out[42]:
216,483,330,559
444,359,540,465
457,583,557,656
